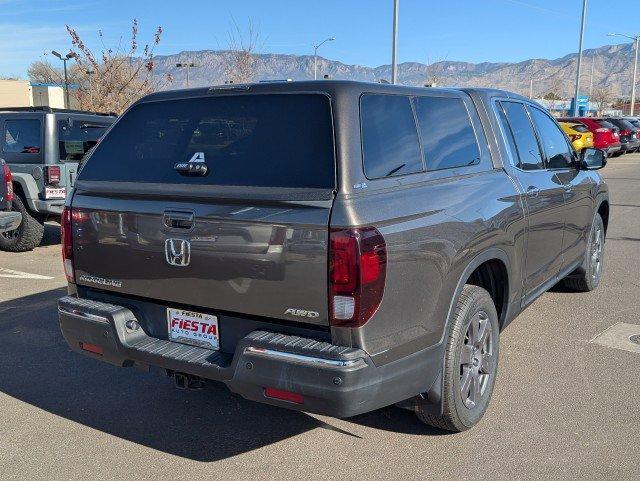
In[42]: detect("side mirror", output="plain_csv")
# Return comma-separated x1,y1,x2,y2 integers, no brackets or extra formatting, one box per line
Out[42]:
579,148,607,170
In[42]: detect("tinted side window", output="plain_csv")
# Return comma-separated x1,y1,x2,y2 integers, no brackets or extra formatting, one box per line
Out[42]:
528,107,573,169
414,96,481,171
58,119,111,161
3,119,41,154
499,102,544,171
361,94,423,178
495,104,519,166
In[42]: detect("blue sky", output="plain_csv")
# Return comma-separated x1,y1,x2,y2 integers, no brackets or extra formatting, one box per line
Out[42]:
0,0,636,78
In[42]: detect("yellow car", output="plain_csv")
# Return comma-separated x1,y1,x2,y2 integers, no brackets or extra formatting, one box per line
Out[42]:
559,122,594,151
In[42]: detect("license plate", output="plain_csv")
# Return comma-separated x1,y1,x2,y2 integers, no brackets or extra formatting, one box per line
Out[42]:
44,187,66,199
167,308,219,350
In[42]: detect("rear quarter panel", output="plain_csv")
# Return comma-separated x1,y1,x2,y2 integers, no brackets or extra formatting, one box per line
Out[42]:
330,170,526,361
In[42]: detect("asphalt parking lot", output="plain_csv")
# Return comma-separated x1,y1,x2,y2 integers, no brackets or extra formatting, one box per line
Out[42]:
1,156,639,481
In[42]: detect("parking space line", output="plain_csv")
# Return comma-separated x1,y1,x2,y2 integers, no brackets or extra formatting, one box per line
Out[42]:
590,322,640,355
0,268,54,280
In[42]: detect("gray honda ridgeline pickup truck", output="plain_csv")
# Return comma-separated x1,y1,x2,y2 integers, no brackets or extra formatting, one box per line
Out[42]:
58,81,609,431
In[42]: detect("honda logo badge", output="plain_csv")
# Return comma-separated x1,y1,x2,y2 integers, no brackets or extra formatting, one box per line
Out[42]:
165,239,191,267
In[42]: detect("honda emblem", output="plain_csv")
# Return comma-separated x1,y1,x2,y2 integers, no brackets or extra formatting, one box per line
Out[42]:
165,239,191,267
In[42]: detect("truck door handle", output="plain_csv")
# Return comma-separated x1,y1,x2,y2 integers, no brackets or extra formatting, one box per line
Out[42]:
526,186,540,198
563,184,572,193
163,211,194,229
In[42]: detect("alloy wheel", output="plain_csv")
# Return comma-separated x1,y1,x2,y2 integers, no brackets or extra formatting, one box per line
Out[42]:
459,310,493,409
590,225,603,282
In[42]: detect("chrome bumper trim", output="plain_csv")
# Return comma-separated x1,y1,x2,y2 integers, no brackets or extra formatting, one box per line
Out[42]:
58,306,110,324
244,347,362,367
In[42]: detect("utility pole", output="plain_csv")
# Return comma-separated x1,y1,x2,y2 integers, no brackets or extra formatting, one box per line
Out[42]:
529,78,534,99
391,0,399,84
573,0,587,116
588,55,595,98
313,37,335,80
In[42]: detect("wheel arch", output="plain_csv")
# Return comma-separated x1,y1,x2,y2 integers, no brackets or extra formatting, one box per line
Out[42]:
446,248,512,331
11,173,40,211
596,198,609,237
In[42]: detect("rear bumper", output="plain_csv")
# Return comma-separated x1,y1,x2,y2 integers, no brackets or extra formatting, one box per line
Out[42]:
0,211,21,233
29,198,64,216
58,295,440,418
604,144,621,156
622,140,640,152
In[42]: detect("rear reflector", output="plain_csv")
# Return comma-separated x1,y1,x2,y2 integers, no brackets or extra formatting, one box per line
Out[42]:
80,342,103,355
264,387,303,404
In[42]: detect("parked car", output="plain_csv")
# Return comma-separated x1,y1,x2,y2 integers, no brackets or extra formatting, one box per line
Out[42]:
0,159,21,233
621,116,640,132
599,118,640,153
58,81,609,432
557,117,621,157
0,106,116,251
559,121,594,151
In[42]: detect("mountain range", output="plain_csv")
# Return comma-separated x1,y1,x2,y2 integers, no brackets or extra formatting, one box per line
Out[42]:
153,42,637,100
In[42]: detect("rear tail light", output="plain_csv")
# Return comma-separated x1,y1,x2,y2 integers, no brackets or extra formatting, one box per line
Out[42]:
2,164,13,202
329,227,387,327
621,129,632,136
45,165,61,185
62,207,89,281
61,207,74,282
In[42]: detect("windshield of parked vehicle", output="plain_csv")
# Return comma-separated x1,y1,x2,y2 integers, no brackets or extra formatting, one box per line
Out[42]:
571,124,590,133
596,120,618,131
58,118,112,161
613,119,636,131
77,94,335,189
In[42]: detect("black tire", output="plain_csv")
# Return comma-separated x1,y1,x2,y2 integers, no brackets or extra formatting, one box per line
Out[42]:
562,213,605,292
0,195,45,252
415,284,500,432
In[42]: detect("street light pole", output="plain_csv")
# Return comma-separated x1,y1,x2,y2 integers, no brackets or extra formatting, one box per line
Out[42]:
573,0,587,116
85,70,95,107
607,33,640,116
632,39,639,115
176,62,198,88
313,37,335,80
51,50,73,108
391,0,399,84
529,78,534,99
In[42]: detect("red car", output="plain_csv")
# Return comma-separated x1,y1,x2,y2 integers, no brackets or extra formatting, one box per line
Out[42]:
558,117,622,156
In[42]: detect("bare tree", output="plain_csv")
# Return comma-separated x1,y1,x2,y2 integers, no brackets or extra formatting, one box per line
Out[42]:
58,19,172,114
27,60,66,84
224,18,260,84
592,87,613,114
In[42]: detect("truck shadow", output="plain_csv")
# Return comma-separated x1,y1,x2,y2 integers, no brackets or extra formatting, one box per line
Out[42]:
0,288,441,461
40,223,61,247
0,288,323,461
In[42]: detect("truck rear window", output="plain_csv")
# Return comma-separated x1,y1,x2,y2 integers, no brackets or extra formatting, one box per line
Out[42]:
78,94,335,189
58,119,111,161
